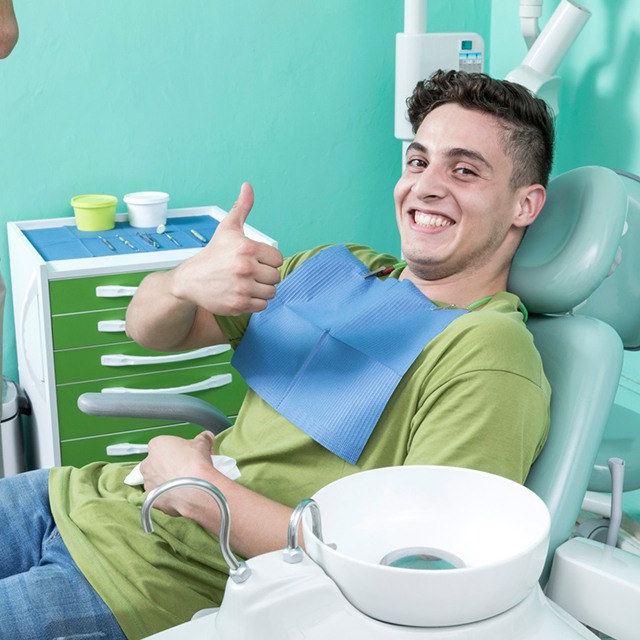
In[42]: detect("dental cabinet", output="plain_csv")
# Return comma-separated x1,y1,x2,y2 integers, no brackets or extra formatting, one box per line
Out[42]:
7,207,277,469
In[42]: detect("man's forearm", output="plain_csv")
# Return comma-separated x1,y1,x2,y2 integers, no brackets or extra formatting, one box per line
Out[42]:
125,269,227,352
169,464,295,559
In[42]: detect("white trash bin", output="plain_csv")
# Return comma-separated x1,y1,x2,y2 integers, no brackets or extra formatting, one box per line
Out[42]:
1,378,27,477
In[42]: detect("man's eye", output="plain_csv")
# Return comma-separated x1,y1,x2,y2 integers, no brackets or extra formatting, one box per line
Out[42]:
407,158,427,168
454,166,477,176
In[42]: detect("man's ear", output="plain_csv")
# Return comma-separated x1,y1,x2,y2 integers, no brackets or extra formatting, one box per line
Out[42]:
513,185,546,229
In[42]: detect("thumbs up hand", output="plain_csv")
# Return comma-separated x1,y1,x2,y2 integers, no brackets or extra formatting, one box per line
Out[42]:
172,183,283,316
217,181,257,235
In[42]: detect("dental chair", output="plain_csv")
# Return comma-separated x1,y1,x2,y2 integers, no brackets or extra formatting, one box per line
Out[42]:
78,166,634,639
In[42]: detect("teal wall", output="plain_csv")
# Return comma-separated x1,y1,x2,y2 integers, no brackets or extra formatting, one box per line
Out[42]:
490,0,640,177
0,0,493,382
0,0,636,386
0,0,409,381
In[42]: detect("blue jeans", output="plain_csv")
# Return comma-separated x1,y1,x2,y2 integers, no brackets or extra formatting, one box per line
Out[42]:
0,469,127,640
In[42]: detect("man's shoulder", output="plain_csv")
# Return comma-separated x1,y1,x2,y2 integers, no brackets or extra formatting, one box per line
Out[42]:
428,292,545,382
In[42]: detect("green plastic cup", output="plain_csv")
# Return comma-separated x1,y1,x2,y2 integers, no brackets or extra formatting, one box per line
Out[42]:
71,194,118,231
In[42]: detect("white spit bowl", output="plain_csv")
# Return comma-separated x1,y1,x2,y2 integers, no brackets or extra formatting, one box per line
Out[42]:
303,465,550,627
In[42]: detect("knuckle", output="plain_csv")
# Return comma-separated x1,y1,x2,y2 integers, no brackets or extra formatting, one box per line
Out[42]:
233,260,255,279
235,238,258,257
271,250,284,267
228,293,249,315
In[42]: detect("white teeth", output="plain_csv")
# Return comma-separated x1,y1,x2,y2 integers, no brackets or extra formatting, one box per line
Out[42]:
413,211,453,228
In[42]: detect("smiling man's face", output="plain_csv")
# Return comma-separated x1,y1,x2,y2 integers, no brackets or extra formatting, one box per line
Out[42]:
394,103,536,289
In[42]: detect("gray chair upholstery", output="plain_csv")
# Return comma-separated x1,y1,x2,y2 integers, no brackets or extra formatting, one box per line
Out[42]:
524,315,622,582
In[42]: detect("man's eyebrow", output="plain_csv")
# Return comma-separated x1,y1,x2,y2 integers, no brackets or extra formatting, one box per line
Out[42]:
446,147,493,172
405,141,427,155
405,142,494,172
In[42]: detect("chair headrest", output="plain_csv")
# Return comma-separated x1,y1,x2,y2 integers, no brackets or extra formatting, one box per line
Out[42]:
508,166,628,316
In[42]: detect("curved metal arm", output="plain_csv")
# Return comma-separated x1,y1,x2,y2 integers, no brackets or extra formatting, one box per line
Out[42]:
283,498,334,564
78,392,232,434
141,477,251,584
606,457,625,548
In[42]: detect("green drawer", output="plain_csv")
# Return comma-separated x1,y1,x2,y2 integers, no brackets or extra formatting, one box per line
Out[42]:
54,341,233,384
52,308,128,350
60,423,207,467
49,270,156,314
56,364,247,439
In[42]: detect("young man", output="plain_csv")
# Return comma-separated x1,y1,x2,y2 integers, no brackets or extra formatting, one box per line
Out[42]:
1,71,554,639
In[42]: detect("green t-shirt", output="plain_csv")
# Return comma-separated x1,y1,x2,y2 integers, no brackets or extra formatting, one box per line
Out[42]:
49,244,550,639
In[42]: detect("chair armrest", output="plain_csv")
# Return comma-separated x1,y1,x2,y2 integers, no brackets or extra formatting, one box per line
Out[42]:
77,392,232,435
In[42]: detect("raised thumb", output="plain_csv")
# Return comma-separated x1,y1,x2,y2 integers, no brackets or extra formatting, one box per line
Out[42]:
222,182,254,232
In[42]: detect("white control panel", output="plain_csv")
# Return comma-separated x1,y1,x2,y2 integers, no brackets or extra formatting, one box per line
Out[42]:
395,32,485,141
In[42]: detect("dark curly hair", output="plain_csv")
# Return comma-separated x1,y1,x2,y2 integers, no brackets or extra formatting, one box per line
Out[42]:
407,69,555,188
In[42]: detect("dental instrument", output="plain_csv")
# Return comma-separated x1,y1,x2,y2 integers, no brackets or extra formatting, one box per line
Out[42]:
98,235,116,252
115,233,138,251
190,228,208,244
136,232,161,249
363,260,407,278
163,231,182,247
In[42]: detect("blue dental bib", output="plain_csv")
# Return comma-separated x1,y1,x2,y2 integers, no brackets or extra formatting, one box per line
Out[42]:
231,245,467,464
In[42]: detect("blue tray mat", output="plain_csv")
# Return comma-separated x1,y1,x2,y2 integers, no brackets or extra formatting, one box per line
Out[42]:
23,216,220,260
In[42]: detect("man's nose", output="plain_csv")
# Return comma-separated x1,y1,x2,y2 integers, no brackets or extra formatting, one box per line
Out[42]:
411,166,447,200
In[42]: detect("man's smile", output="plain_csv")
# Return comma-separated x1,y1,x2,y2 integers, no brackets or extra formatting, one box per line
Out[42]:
410,209,455,229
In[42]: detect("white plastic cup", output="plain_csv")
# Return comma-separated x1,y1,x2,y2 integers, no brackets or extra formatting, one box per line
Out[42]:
124,191,170,228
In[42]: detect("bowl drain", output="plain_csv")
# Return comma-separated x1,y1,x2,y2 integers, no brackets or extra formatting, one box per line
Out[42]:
380,546,465,570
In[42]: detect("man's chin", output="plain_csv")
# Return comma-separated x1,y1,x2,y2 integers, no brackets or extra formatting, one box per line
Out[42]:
403,259,455,283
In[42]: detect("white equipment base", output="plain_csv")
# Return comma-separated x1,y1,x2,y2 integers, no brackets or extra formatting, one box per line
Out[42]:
144,551,597,640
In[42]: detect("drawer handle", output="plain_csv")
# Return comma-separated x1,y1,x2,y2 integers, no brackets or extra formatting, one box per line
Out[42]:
101,373,232,395
106,443,149,456
95,285,139,298
101,344,231,366
98,320,127,333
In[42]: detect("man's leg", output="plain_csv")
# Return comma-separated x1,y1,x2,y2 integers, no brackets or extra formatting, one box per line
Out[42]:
0,470,127,639
0,469,56,577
